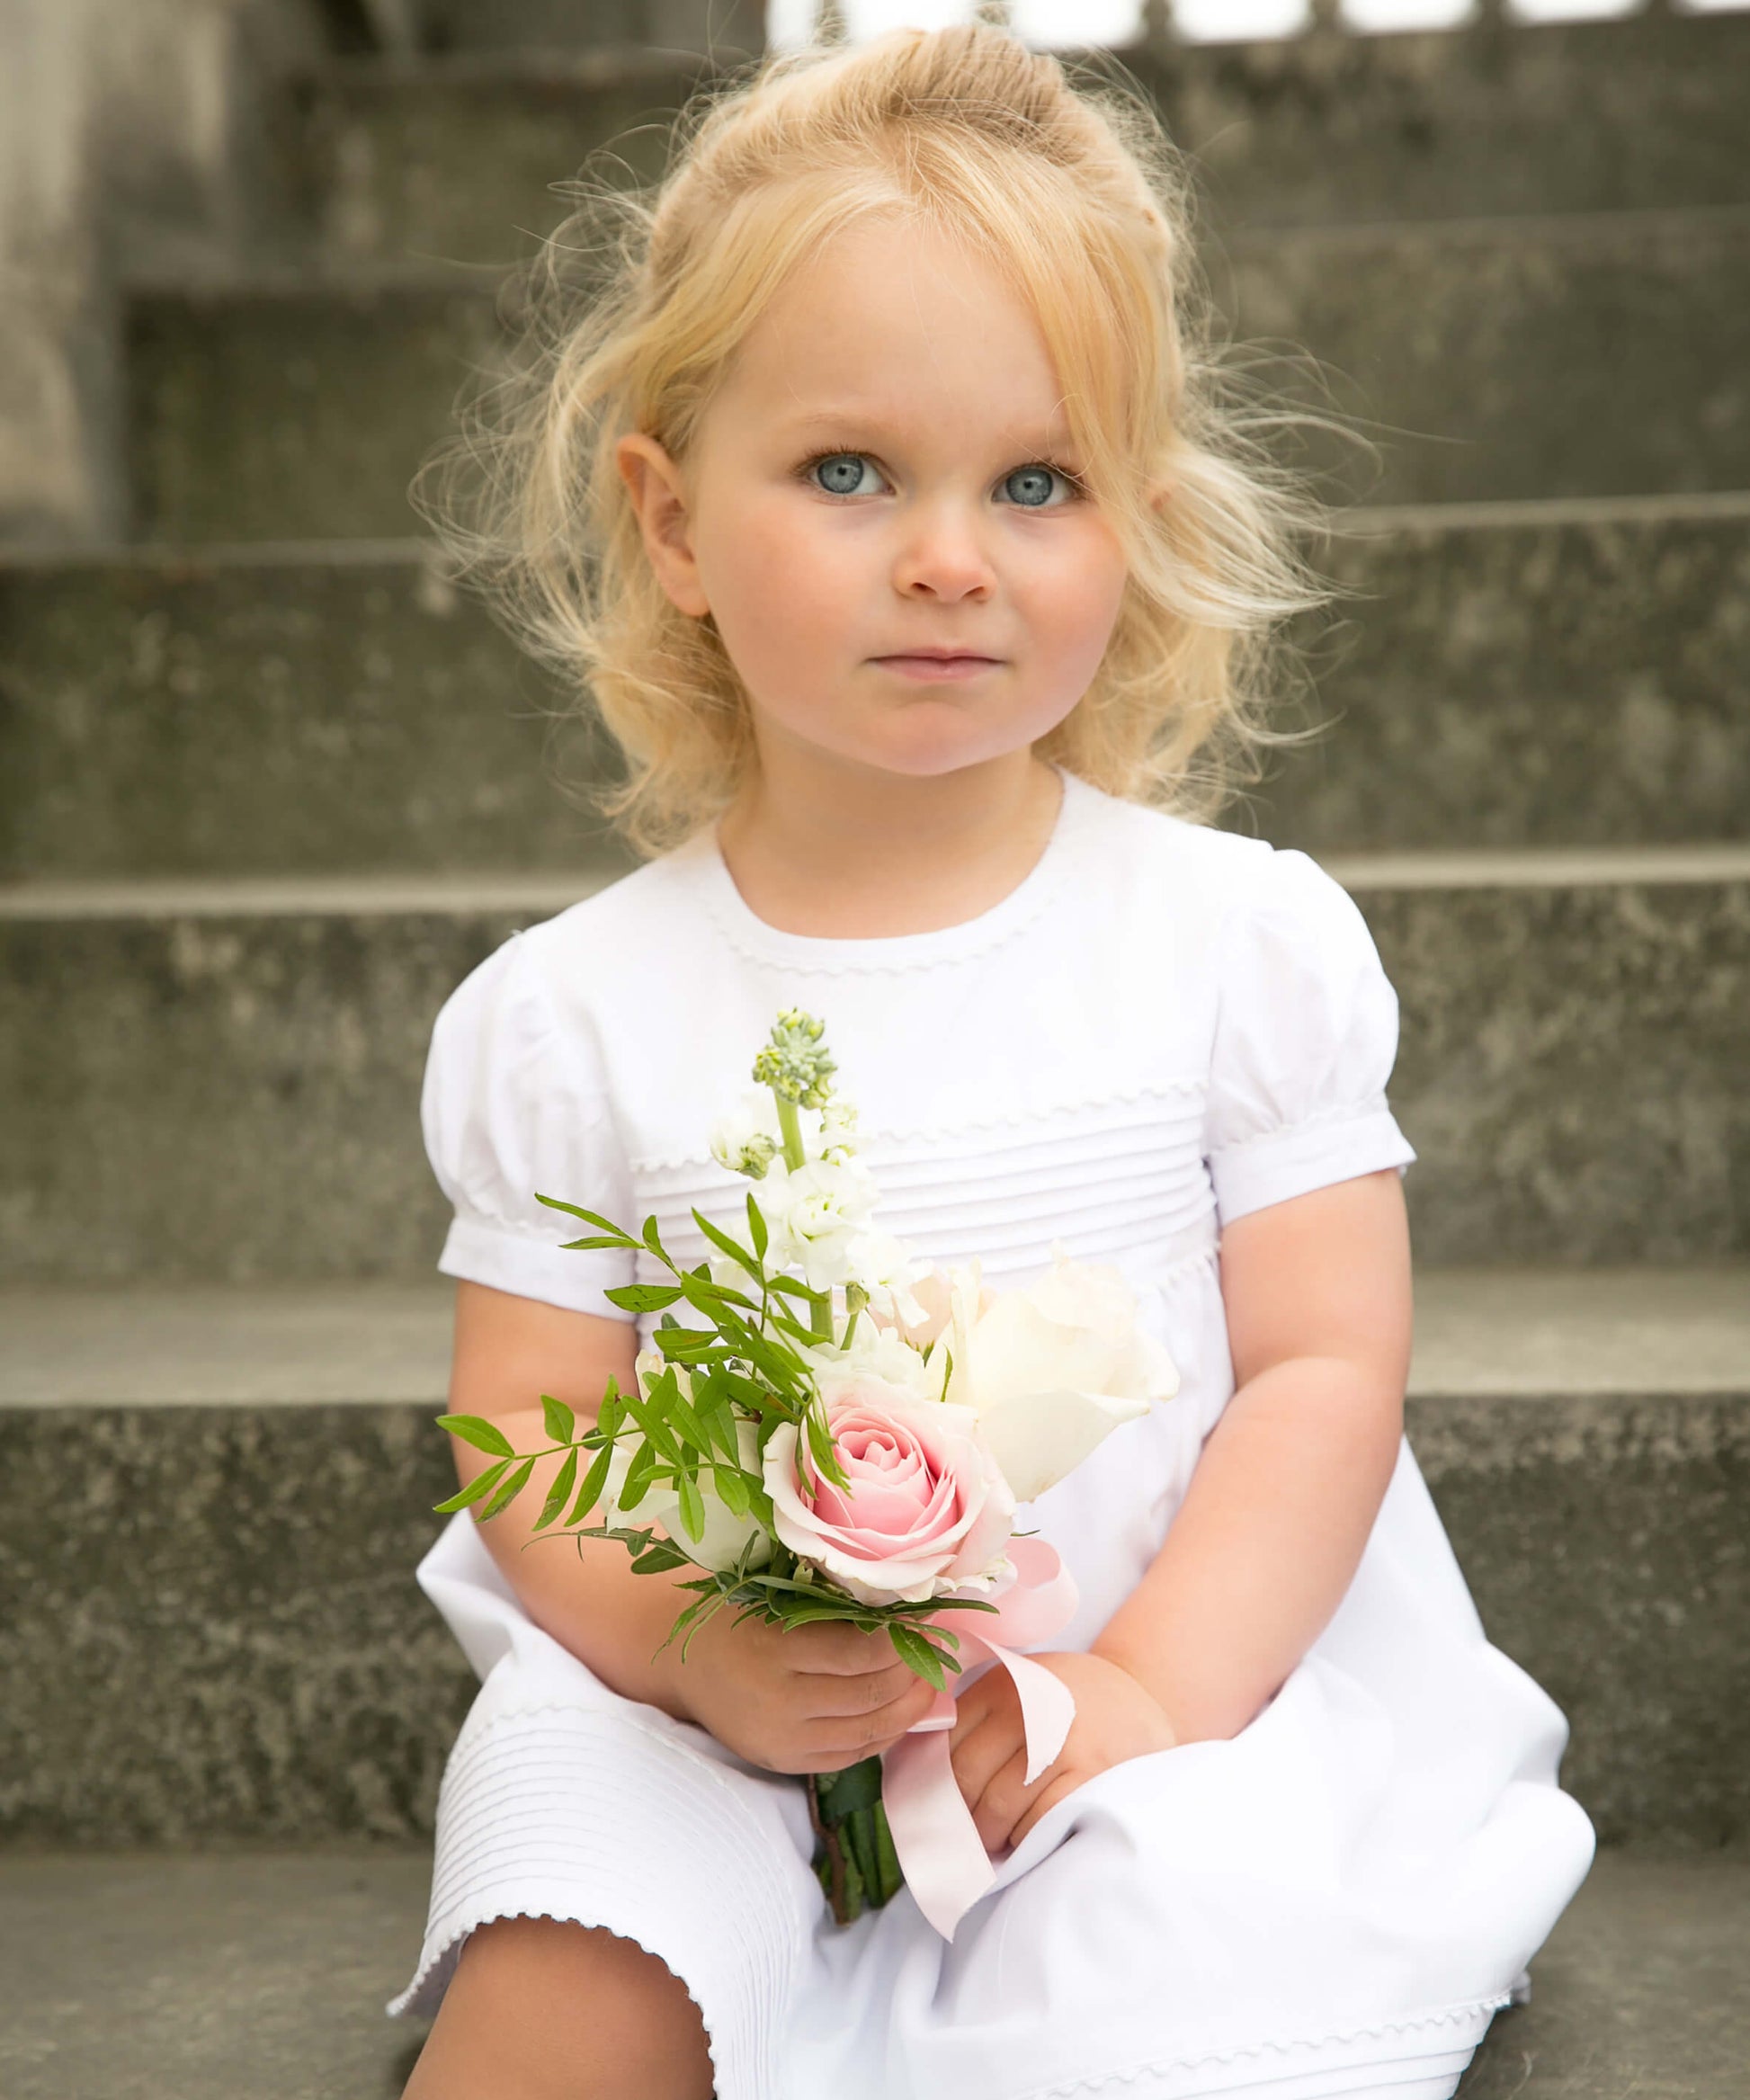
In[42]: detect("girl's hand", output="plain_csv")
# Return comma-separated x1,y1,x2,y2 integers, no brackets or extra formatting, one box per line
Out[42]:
948,1651,1177,1854
664,1611,941,1777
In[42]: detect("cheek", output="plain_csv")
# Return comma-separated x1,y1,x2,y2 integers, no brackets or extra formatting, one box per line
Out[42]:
693,500,874,710
1014,528,1129,684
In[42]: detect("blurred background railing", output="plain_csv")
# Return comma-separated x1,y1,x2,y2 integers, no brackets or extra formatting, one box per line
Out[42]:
0,4,1746,2096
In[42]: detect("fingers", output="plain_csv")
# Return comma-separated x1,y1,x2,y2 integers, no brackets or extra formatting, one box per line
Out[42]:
952,1728,1029,1851
787,1672,940,1773
970,1742,1064,1854
785,1622,900,1676
1008,1771,1083,1849
804,1658,921,1720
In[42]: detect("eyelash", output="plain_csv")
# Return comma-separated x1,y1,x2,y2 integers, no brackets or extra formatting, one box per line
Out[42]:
796,448,1086,504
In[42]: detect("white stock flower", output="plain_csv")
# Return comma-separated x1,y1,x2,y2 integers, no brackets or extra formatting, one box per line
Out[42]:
757,1155,879,1291
709,1090,781,1180
799,1320,938,1403
943,1247,1180,1504
598,1352,772,1575
845,1228,931,1329
817,1096,860,1163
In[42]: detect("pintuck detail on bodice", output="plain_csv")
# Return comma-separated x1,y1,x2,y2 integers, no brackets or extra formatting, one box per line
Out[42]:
420,765,1417,1342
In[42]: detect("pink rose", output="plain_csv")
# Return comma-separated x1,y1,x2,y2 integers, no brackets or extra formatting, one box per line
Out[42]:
763,1375,1017,1607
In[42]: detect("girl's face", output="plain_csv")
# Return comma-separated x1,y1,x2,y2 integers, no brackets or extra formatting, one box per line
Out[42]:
619,215,1131,786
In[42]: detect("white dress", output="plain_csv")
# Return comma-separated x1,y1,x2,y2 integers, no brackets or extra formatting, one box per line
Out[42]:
389,766,1594,2100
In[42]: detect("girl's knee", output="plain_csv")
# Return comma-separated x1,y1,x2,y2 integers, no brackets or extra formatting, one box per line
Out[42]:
406,1917,713,2099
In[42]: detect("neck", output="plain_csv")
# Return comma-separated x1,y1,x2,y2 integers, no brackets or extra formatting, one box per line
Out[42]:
714,746,1065,940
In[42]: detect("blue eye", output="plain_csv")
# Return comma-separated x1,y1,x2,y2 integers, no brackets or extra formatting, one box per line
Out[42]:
810,453,883,497
1001,465,1067,509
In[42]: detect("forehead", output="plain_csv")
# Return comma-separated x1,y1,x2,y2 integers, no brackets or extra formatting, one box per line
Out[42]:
716,214,1074,450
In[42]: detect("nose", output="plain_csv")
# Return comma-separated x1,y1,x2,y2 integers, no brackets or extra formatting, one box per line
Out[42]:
891,496,996,603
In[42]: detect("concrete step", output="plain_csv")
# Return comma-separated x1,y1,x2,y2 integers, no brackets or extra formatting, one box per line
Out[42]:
123,272,499,545
0,1849,1741,2097
0,540,633,881
1220,204,1750,507
1,853,1746,1285
0,1272,1745,1852
1264,491,1750,856
5,496,1745,882
121,207,1750,541
0,1852,1742,2100
286,16,1750,273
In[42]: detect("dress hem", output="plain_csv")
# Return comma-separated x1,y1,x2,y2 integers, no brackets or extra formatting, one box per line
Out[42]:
1011,1993,1506,2100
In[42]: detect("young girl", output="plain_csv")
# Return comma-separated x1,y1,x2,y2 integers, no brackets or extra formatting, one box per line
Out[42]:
391,26,1593,2099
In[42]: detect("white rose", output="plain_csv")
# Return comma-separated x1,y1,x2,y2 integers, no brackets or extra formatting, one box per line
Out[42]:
943,1248,1180,1503
600,1352,772,1575
757,1155,879,1291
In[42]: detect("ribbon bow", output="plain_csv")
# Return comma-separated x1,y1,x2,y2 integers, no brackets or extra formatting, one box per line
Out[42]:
879,1536,1079,1939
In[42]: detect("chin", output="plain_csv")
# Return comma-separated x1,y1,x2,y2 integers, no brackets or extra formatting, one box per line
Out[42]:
852,710,1055,781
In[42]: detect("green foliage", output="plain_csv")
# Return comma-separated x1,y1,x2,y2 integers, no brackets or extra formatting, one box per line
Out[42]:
436,1415,514,1458
433,1461,508,1514
434,1014,969,1929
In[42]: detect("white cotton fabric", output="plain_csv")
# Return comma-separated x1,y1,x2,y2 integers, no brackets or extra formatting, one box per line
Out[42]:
391,766,1594,2100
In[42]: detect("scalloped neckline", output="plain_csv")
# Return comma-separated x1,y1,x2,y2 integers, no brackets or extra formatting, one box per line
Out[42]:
689,765,1097,973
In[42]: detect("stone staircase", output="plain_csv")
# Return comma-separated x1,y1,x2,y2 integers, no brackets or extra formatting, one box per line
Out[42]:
2,10,1746,2096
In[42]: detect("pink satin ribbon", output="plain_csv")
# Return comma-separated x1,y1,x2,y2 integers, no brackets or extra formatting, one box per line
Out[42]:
879,1536,1080,1939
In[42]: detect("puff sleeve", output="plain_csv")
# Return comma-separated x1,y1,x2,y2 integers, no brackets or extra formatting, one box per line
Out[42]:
1203,847,1416,1228
420,933,637,1317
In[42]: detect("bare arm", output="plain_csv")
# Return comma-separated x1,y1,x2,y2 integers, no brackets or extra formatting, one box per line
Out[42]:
442,1279,697,1713
1092,1167,1413,1744
442,1278,938,1770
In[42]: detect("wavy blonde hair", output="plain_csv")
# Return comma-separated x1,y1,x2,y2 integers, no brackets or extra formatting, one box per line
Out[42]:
414,24,1353,858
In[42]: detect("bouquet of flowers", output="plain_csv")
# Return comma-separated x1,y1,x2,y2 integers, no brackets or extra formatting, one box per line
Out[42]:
436,1009,1179,1936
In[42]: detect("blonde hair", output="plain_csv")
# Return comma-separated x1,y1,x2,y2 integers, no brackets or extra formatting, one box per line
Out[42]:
414,24,1352,858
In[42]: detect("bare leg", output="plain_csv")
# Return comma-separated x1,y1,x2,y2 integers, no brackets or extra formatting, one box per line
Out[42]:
403,1917,715,2100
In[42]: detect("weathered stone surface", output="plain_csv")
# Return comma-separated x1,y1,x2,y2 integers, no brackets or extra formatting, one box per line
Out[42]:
124,275,509,544
0,1850,434,2099
124,207,1750,541
0,545,629,880
290,52,712,268
0,902,525,1285
0,1403,471,1846
291,15,1750,272
0,1380,1741,1847
1220,207,1750,506
1260,496,1750,854
0,1850,1744,2097
2,866,1745,1283
1406,1390,1750,1852
1126,13,1750,230
1355,869,1750,1264
1455,1853,1750,2100
6,502,1744,880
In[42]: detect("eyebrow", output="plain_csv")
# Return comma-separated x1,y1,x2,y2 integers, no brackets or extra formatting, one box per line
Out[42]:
777,407,1080,453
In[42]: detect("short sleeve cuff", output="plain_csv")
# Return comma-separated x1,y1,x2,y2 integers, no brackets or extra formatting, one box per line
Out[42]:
1209,1104,1416,1229
437,1214,637,1319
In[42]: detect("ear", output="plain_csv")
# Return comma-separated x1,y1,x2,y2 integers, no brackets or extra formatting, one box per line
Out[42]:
615,433,710,618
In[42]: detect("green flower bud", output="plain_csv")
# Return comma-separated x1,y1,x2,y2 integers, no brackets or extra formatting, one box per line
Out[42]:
752,1007,837,1109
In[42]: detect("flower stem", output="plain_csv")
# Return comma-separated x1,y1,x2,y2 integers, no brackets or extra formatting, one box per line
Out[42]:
774,1094,806,1173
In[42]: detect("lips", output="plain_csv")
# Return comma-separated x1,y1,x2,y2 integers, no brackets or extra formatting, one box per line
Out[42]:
871,651,1003,681
875,651,998,663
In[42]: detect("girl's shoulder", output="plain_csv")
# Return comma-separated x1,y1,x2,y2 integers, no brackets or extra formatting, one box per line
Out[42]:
1060,773,1367,960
